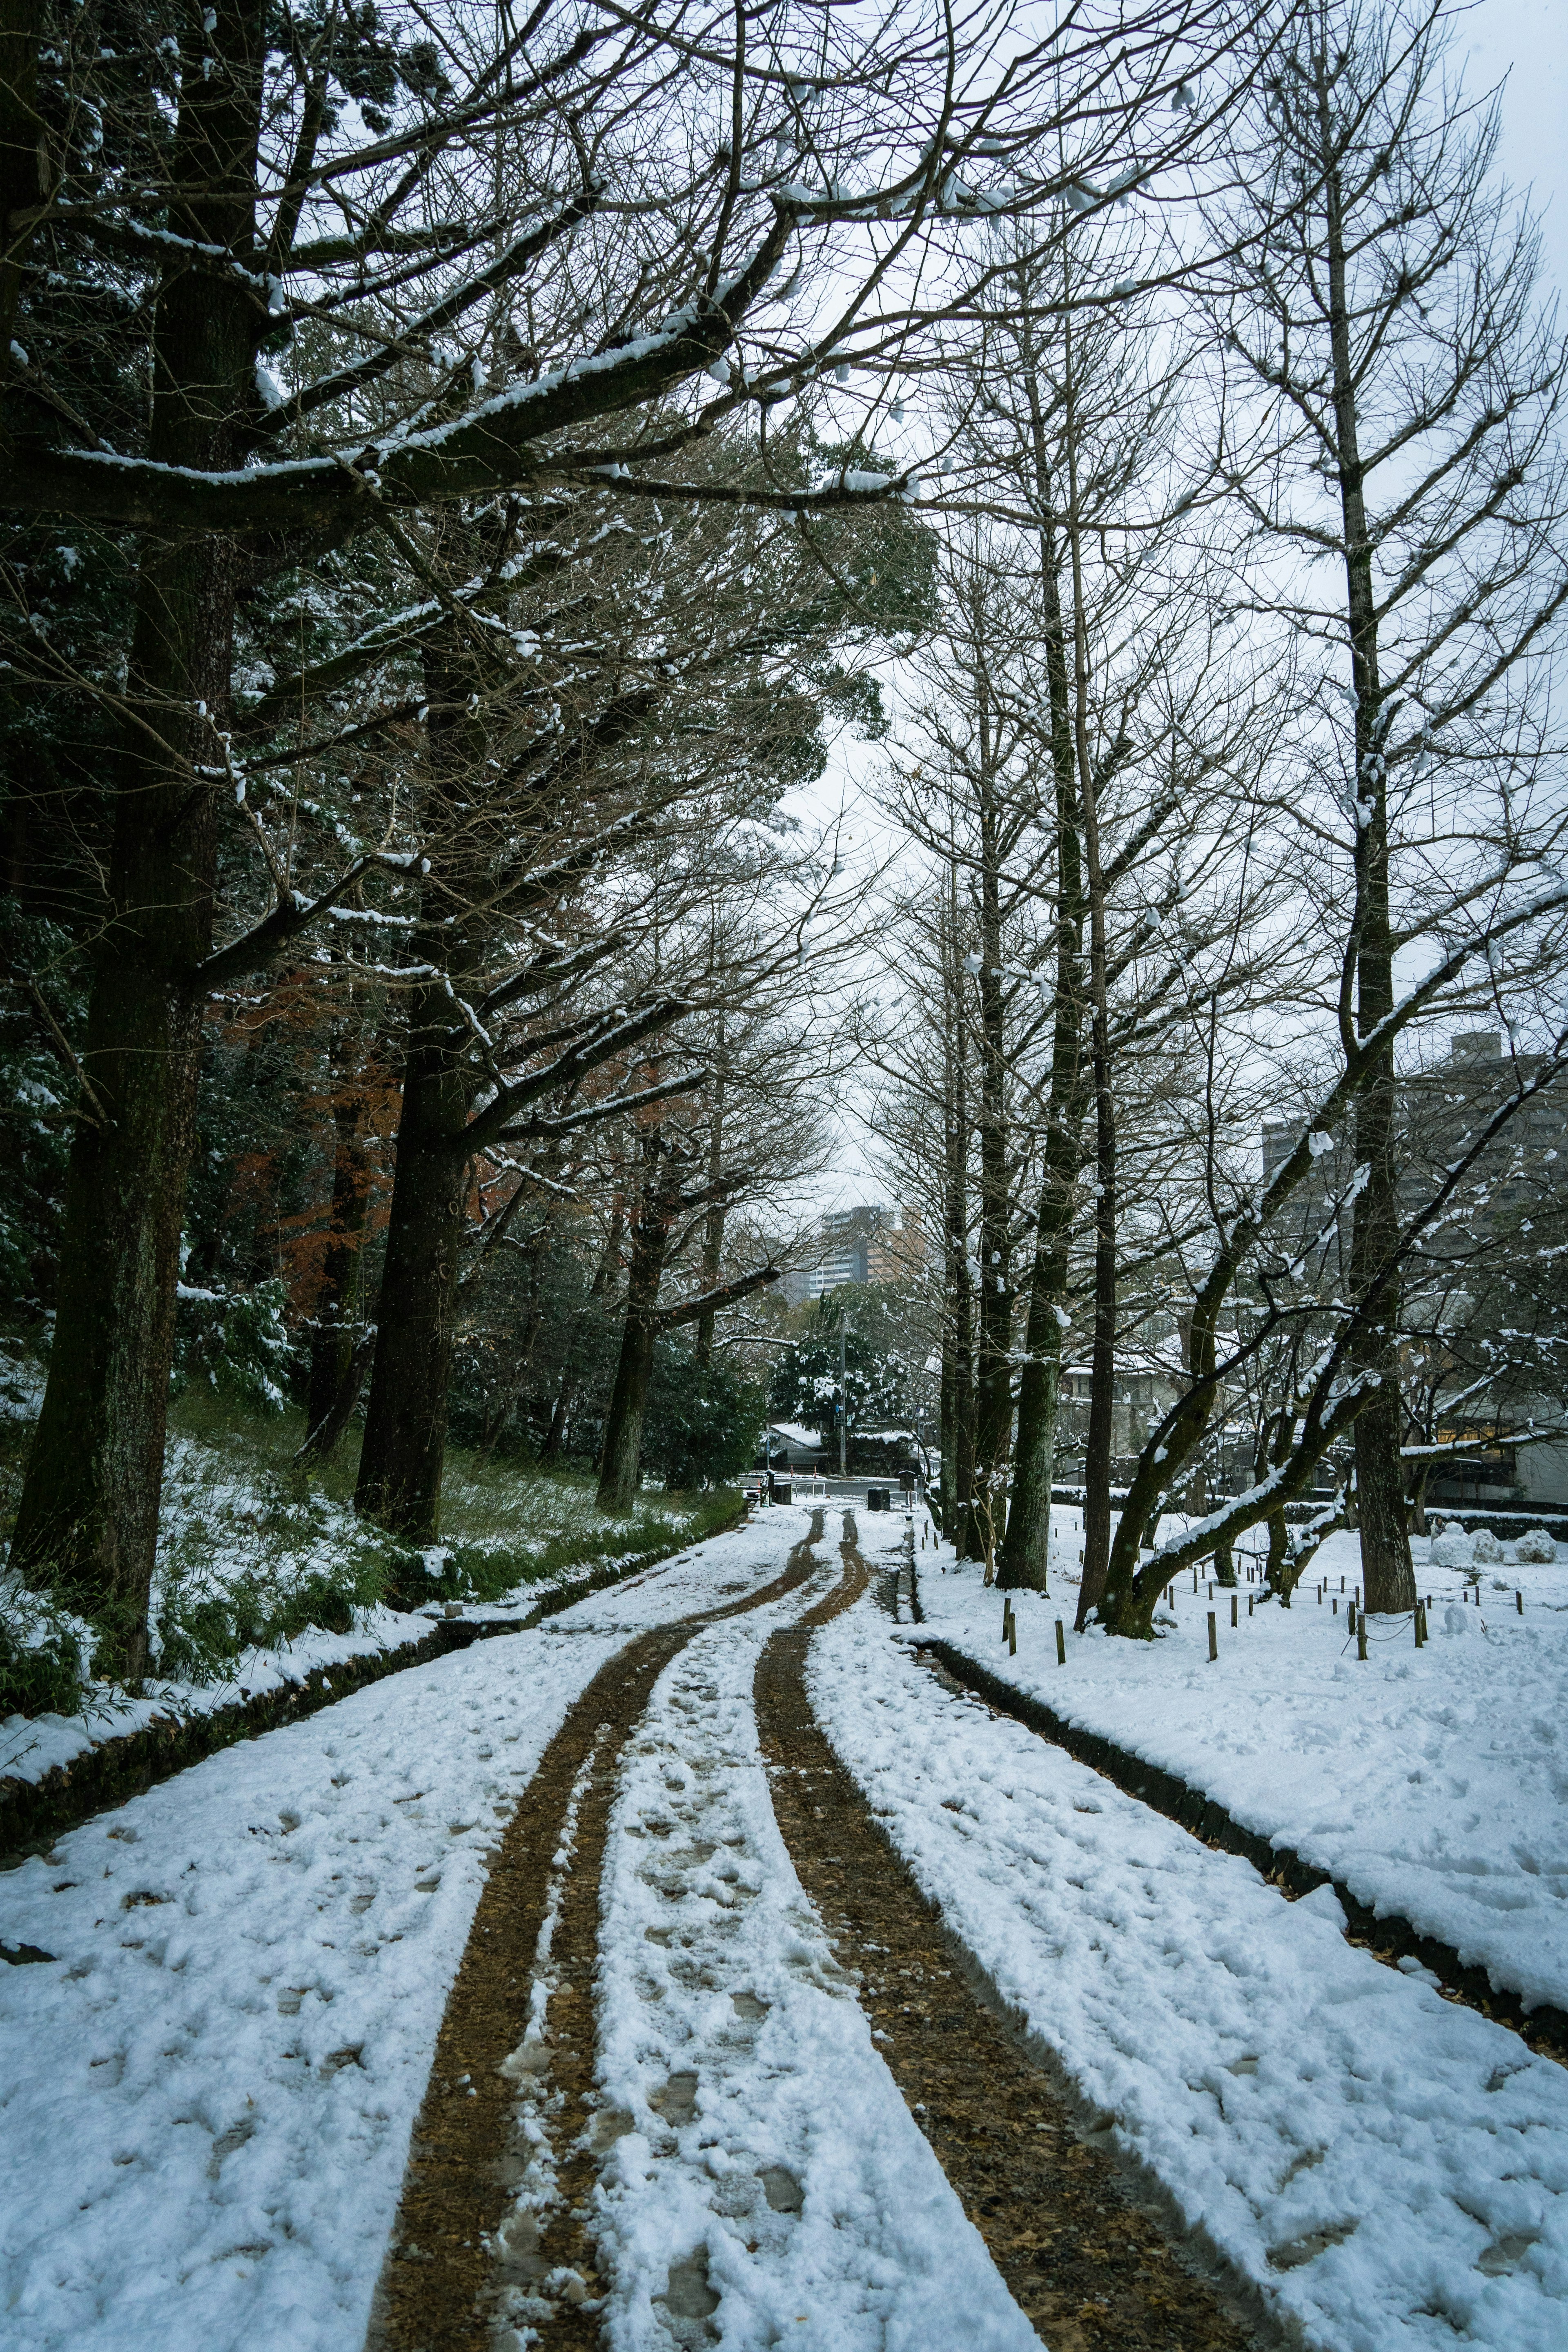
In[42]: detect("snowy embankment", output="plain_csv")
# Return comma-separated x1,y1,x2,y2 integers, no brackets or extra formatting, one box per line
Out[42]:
0,1516,805,2352
0,1528,731,1797
582,1567,1036,2352
0,1604,435,1791
913,1511,1568,2017
814,1506,1568,2352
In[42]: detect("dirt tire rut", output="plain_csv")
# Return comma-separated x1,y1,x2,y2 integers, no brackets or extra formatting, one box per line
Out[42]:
754,1521,1266,2352
365,1516,825,2352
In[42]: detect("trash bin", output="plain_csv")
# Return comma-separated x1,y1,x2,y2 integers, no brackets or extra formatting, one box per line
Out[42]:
774,1481,793,1505
866,1485,891,1511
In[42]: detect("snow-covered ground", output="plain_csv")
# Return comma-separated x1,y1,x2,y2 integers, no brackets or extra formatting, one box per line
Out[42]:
815,1505,1568,2352
11,1485,1568,2352
0,1514,811,2352
912,1510,1568,2015
579,1557,1037,2352
0,1603,435,1790
1,1520,728,1794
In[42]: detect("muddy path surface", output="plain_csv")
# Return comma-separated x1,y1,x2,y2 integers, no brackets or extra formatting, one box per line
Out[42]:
370,1510,1270,2352
366,1517,827,2352
754,1523,1265,2352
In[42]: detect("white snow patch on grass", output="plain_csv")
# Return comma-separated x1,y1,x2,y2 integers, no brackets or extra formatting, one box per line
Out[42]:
913,1511,1568,2014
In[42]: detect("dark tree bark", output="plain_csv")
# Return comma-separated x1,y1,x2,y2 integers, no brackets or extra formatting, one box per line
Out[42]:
971,732,1015,1578
296,1332,376,1469
302,1020,376,1457
352,1060,470,1534
1317,79,1416,1617
692,1065,725,1371
10,0,265,1670
1001,488,1085,1597
595,1129,777,1512
1064,332,1120,1631
596,1162,673,1512
354,601,490,1537
939,871,978,1553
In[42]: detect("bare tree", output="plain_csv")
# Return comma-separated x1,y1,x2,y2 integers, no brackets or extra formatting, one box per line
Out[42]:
1201,0,1568,1611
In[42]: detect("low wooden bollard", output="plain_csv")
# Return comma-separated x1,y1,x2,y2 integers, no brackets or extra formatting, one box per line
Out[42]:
1357,1617,1368,1662
1207,1610,1218,1662
1055,1618,1067,1666
1518,1590,1524,1614
1231,1593,1238,1628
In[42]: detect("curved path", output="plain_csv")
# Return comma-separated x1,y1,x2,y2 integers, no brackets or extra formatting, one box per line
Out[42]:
369,1512,1262,2352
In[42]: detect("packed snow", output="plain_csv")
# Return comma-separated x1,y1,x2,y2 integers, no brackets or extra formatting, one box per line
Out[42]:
0,1516,808,2352
912,1508,1568,2014
813,1503,1568,2351
579,1551,1037,2352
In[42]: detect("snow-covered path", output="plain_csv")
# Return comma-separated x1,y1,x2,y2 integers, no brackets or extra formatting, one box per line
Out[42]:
9,1494,1568,2352
0,1519,813,2352
583,1533,1037,2352
813,1508,1568,2352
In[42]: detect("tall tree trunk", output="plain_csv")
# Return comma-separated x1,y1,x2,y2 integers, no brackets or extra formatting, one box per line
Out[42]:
972,735,1013,1578
693,1064,725,1370
355,624,487,1537
1001,482,1085,1595
352,1057,467,1535
1062,324,1120,1628
542,1202,624,1461
9,2,263,1670
940,865,978,1554
597,1140,674,1512
301,1015,375,1459
1319,87,1415,1617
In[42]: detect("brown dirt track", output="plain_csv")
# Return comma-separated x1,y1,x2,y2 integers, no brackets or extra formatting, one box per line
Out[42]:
753,1522,1267,2352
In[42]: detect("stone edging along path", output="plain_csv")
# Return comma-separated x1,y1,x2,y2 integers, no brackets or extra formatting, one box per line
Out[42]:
916,1632,1568,2066
0,1507,746,1874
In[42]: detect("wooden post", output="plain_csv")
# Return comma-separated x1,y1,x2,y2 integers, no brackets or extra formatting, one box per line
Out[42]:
1517,1589,1524,1614
1358,1617,1368,1662
1248,1593,1254,1617
1231,1594,1238,1628
1207,1610,1218,1662
1002,1599,1012,1648
1055,1618,1066,1665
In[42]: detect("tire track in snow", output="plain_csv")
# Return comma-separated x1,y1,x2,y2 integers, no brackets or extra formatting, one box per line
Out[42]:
755,1517,1265,2352
365,1517,826,2352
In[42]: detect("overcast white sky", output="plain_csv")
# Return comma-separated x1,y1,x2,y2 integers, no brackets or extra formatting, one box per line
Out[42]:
1465,0,1568,294
801,0,1568,1221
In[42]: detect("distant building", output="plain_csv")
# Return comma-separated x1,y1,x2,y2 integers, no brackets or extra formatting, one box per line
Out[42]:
1261,1032,1568,1509
780,1205,923,1305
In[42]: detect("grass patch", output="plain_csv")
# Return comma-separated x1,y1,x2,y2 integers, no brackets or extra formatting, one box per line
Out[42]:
2,1363,740,1714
